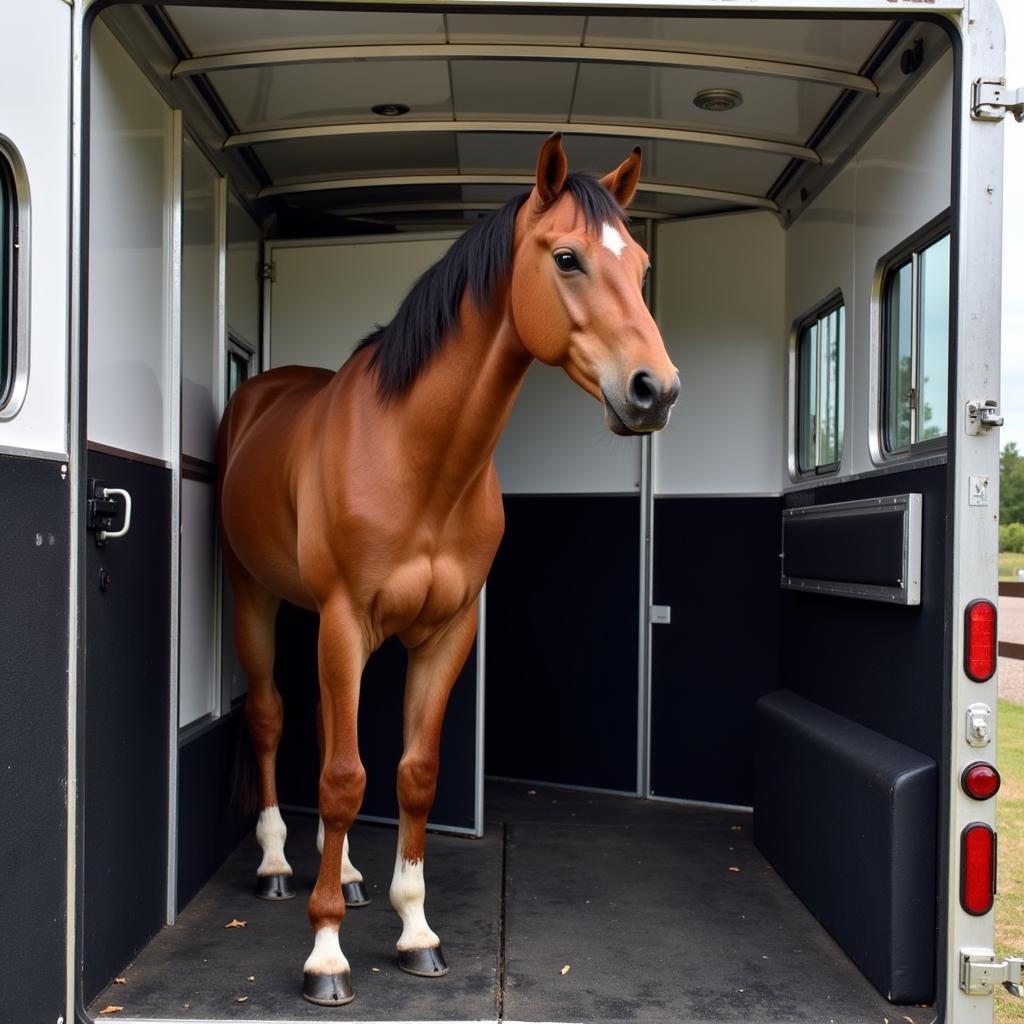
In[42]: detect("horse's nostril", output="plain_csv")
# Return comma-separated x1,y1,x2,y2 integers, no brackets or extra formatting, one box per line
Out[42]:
628,370,658,410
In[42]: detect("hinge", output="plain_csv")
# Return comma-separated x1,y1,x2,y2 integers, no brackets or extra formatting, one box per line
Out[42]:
972,79,1024,123
259,261,276,283
960,949,1024,997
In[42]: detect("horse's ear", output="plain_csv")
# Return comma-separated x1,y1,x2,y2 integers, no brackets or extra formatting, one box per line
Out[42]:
600,146,643,208
535,132,569,206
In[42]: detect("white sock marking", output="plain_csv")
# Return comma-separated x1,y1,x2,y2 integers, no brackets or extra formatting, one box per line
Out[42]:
601,222,627,258
255,805,291,877
390,855,439,951
317,818,364,885
303,925,350,976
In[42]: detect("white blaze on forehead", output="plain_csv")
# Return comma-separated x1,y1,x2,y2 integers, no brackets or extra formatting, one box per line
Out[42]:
601,222,628,258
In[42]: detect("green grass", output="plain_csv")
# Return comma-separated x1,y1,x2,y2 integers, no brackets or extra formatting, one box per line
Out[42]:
1000,552,1024,581
997,699,1024,1021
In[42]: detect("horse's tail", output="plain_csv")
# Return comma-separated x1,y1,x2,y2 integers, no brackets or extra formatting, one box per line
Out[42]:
229,713,259,817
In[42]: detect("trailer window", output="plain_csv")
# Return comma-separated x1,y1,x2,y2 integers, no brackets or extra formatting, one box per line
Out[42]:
882,230,950,453
0,153,14,410
796,300,845,474
226,335,254,401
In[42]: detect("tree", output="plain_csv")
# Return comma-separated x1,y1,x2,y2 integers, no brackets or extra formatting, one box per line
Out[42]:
1002,442,1024,526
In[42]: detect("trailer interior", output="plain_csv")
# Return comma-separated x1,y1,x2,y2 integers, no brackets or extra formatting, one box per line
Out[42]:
79,4,958,1021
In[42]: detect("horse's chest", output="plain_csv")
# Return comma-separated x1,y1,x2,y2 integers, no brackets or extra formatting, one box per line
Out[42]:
376,554,475,643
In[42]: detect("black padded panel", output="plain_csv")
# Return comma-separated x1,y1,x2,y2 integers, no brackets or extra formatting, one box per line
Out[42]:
650,496,781,805
177,714,255,911
779,465,947,763
783,508,905,586
83,452,171,1003
275,606,479,831
485,495,640,793
0,454,69,1024
754,690,936,1004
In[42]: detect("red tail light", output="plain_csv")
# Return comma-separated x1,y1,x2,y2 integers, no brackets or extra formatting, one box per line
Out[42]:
960,823,996,915
962,762,1001,800
964,600,997,682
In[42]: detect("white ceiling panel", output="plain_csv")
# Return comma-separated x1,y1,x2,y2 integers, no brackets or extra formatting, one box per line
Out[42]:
451,60,577,121
164,6,446,56
571,63,840,144
445,13,586,46
583,16,891,73
208,61,452,133
255,132,461,184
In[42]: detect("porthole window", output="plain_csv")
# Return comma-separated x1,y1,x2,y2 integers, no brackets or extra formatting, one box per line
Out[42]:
0,152,15,410
795,298,845,475
882,225,950,454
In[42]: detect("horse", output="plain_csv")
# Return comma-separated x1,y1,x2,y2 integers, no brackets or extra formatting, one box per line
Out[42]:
217,133,680,1006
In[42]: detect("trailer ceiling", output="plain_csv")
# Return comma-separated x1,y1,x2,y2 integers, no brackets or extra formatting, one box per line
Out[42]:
106,5,953,233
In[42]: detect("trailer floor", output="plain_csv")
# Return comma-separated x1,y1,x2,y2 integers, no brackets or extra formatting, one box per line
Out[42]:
89,783,936,1023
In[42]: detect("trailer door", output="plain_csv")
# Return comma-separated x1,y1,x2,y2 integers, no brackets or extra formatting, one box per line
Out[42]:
0,1,73,1021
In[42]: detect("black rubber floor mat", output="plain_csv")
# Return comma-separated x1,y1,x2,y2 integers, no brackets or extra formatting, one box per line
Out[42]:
501,815,936,1024
87,815,501,1020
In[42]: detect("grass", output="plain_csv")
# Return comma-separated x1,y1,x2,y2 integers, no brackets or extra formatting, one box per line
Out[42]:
1000,552,1024,580
997,698,1024,1021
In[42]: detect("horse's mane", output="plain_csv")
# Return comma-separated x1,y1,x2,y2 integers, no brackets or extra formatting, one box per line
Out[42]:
355,172,628,398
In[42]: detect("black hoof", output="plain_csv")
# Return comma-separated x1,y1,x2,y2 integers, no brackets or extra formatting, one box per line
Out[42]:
254,873,294,901
303,970,354,1006
398,945,449,977
343,881,370,907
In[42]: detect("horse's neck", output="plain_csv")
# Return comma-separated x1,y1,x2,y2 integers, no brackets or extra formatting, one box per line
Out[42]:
389,295,532,503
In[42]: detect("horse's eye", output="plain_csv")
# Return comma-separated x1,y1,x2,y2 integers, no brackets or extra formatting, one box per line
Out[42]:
554,250,580,273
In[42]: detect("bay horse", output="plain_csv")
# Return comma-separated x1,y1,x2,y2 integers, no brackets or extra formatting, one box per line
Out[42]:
217,133,680,1006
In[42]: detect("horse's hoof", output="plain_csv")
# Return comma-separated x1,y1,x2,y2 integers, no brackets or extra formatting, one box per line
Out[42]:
398,945,449,977
303,970,354,1005
343,881,370,907
255,873,294,900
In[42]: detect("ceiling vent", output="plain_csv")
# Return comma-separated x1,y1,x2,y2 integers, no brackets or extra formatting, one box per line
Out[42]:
693,89,743,112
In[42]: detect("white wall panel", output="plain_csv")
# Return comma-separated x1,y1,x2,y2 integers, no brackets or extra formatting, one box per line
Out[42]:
181,136,219,464
88,21,174,462
653,210,787,495
179,477,217,728
226,193,259,349
269,235,456,370
0,0,70,457
785,52,953,480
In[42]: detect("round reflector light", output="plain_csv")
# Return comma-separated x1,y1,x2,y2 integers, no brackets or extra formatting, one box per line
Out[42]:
961,822,996,916
965,600,997,682
962,762,1001,800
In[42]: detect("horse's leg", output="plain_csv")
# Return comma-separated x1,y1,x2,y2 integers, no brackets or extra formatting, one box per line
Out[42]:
316,699,370,906
391,603,478,976
303,598,367,1006
230,565,292,900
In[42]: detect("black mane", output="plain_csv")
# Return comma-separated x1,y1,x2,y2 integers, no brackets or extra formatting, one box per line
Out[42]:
355,172,627,398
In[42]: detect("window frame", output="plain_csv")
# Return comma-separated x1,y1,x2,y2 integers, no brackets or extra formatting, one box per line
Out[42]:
790,291,847,480
0,137,29,422
874,211,952,461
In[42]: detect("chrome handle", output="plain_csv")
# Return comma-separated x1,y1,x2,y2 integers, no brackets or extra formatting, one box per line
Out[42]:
98,487,132,542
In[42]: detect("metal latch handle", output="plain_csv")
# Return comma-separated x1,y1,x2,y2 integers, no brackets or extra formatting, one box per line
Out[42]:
98,487,132,542
960,949,1024,996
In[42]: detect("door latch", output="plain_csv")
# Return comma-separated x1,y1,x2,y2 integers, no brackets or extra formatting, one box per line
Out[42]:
87,479,133,546
966,400,1004,435
972,79,1024,122
960,949,1024,996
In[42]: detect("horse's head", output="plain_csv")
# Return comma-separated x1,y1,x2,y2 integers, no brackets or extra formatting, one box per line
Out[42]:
511,134,679,435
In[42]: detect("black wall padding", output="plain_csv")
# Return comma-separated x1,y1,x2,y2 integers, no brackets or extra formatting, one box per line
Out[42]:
650,496,781,806
779,465,946,763
83,452,171,1002
275,606,479,831
485,495,640,793
0,454,69,1024
177,713,255,911
754,690,936,1004
783,508,906,586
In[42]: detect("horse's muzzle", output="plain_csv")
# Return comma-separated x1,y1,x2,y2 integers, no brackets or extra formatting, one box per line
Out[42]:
603,370,680,435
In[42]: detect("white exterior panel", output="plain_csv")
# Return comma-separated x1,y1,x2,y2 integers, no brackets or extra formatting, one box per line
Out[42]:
179,477,217,728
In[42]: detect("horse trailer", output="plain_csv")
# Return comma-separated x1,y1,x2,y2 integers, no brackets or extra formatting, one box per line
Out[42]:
0,0,1020,1021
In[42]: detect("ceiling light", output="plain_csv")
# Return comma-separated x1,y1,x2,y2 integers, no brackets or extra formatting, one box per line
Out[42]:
693,89,743,112
372,103,410,117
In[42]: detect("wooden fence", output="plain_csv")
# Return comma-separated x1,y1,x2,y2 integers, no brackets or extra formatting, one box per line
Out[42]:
999,581,1024,660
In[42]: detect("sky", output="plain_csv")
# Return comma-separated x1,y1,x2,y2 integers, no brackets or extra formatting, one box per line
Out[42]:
1000,2,1024,451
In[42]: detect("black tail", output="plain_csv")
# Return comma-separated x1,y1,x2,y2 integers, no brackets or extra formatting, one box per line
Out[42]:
229,713,259,816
